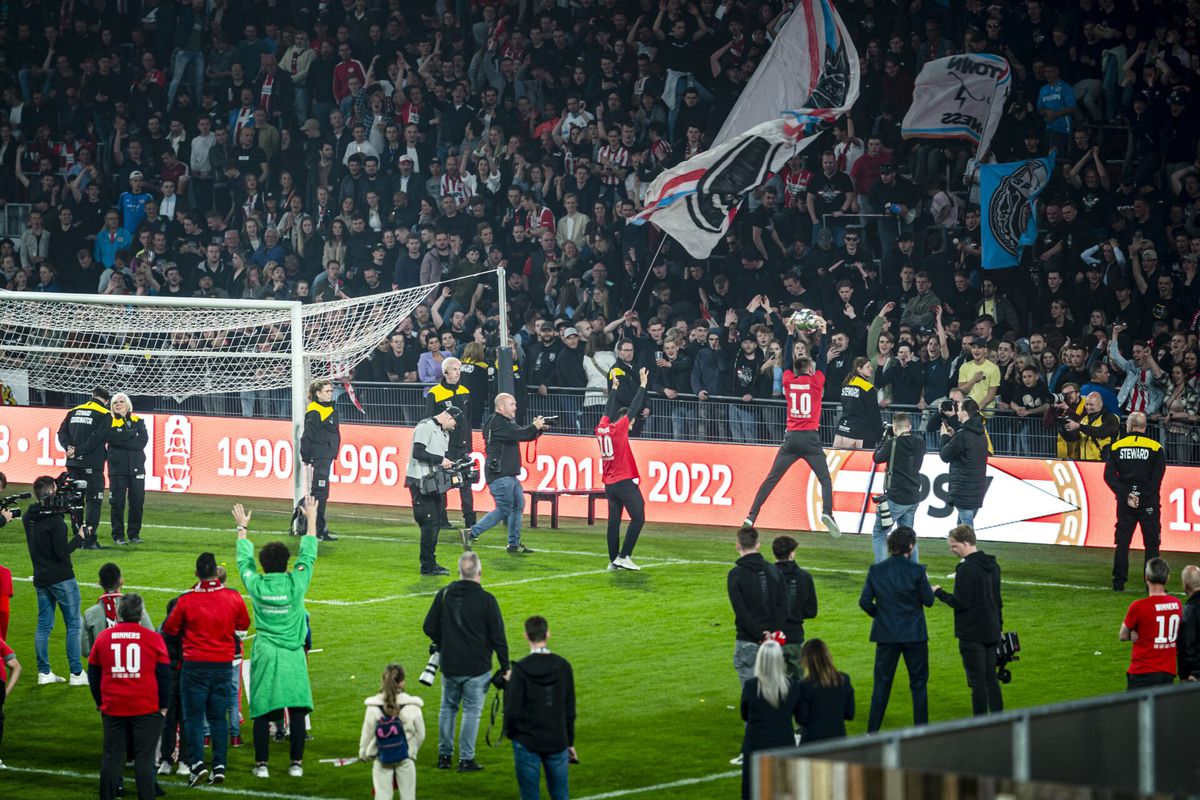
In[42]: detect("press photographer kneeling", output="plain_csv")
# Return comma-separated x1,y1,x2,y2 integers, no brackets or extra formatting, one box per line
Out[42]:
23,475,93,685
871,412,926,564
406,408,474,577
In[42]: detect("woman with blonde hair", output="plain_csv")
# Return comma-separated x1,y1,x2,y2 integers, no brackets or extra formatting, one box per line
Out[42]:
739,640,803,799
105,392,149,545
358,664,425,800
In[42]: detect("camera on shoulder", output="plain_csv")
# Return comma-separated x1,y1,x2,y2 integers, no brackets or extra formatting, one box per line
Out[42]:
30,473,87,519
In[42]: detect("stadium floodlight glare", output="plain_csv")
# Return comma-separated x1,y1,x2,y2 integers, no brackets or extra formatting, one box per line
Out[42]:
0,287,431,500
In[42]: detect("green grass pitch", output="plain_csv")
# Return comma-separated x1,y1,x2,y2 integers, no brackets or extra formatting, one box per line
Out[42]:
0,488,1175,799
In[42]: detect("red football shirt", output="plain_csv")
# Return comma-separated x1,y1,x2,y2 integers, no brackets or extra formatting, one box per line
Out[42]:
782,370,825,431
596,414,638,483
88,622,170,716
1124,594,1183,675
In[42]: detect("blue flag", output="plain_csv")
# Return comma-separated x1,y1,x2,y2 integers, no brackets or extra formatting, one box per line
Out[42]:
979,155,1055,269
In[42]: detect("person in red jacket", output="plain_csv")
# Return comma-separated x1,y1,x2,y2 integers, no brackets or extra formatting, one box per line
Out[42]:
162,552,251,787
595,368,649,571
88,593,169,800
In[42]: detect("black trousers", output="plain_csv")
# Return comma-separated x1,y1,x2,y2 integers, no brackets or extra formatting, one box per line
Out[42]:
868,641,929,732
1127,671,1174,691
109,473,145,541
605,479,645,561
68,464,104,534
748,430,833,521
959,640,1003,715
306,459,332,534
160,668,189,765
1112,502,1161,586
253,708,308,763
101,712,163,800
409,484,443,571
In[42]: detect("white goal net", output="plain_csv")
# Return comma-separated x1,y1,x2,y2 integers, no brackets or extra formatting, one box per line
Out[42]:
0,287,433,401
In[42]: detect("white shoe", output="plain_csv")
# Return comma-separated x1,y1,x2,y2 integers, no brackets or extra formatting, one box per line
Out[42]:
606,561,618,571
176,762,191,776
252,764,269,779
69,672,89,686
614,555,641,571
288,763,303,777
157,761,172,776
0,759,7,769
37,671,65,685
743,517,755,528
730,753,744,765
821,513,841,538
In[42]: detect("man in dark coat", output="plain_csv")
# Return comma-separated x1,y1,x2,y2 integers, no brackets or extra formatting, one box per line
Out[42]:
938,397,989,527
933,525,1004,715
728,526,787,687
859,526,934,732
771,535,817,679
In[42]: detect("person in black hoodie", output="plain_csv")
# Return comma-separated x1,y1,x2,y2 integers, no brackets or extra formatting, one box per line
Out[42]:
106,393,149,546
938,397,989,527
422,552,510,773
552,328,588,433
503,615,576,799
933,525,1004,715
728,526,787,687
871,412,926,564
771,536,818,679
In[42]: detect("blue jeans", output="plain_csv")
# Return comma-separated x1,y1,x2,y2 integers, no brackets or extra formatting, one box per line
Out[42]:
228,662,242,737
168,50,205,106
472,476,525,546
35,578,82,675
513,740,569,800
181,662,232,769
438,671,491,761
957,507,977,527
872,500,919,564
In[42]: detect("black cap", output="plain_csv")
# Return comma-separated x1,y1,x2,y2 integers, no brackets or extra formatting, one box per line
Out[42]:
879,162,896,173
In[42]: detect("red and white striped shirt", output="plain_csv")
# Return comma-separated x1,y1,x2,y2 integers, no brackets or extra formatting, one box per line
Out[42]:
440,174,467,205
525,205,556,234
778,165,812,209
598,144,630,186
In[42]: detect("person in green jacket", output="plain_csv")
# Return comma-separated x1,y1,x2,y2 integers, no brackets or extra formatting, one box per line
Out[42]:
233,496,318,780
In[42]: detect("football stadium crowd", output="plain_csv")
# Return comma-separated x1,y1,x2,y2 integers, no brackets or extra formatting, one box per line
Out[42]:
0,0,1199,463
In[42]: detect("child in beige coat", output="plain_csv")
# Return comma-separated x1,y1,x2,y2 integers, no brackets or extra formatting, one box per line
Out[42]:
359,664,426,800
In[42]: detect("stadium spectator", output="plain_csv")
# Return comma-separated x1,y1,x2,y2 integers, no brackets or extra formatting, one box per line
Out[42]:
933,525,1005,715
859,526,934,733
87,593,169,800
871,411,926,563
358,663,426,800
462,393,547,554
162,550,251,787
738,640,803,800
23,475,88,686
503,615,578,800
234,498,318,779
1120,558,1183,689
1179,565,1200,683
771,536,818,679
728,526,787,688
105,393,149,545
422,551,510,773
1105,412,1167,592
796,639,854,743
939,398,990,527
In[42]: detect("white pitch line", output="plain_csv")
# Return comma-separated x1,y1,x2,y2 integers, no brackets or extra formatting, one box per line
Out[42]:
574,770,740,799
2,766,351,800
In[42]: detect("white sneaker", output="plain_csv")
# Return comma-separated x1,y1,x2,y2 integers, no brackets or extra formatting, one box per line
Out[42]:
37,671,65,685
69,672,89,686
288,763,303,777
157,761,172,776
743,517,755,528
252,764,269,779
614,555,641,571
821,513,841,538
0,759,7,769
606,561,618,571
176,762,191,776
730,753,744,765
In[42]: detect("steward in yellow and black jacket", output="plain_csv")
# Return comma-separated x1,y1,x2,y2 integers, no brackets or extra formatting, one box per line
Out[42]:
56,387,111,540
300,380,339,540
836,370,884,447
1103,419,1166,590
425,378,472,458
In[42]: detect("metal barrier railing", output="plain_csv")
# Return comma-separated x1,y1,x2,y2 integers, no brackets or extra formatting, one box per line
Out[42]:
22,384,1200,466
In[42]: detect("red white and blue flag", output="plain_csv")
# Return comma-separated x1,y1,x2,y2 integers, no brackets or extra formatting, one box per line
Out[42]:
631,0,859,258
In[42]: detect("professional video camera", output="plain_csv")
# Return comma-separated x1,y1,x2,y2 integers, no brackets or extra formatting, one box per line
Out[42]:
38,473,87,518
1,491,33,519
939,399,959,415
995,631,1021,684
443,457,480,489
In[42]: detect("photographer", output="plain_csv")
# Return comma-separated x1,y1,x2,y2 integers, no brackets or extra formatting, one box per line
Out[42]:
426,358,476,530
1063,392,1120,462
1045,382,1085,459
57,386,111,549
23,475,88,685
106,393,149,545
0,471,14,530
938,398,990,527
300,379,339,542
871,412,926,564
461,393,547,554
422,552,510,773
407,408,463,576
932,526,1004,715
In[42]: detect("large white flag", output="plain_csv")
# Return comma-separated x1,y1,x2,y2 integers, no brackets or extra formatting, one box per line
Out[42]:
632,0,860,259
900,54,1012,159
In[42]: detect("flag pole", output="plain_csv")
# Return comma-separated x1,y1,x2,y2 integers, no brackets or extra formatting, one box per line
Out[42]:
627,235,669,316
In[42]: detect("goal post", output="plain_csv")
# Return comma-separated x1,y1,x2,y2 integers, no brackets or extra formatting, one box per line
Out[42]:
0,286,432,503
